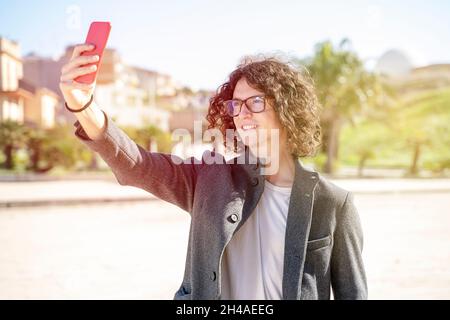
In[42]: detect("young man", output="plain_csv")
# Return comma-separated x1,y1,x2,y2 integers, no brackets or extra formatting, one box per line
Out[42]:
60,45,367,300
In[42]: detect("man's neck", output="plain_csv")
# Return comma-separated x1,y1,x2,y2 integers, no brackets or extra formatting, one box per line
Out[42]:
264,150,295,188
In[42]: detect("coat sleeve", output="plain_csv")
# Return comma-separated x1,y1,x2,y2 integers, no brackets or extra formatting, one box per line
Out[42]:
73,109,200,214
330,191,368,299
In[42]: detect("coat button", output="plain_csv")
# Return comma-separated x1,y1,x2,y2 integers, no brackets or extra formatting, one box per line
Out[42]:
251,178,259,186
210,271,216,281
229,214,239,223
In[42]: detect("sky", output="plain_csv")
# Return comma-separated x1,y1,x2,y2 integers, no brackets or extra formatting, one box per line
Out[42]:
1,0,449,91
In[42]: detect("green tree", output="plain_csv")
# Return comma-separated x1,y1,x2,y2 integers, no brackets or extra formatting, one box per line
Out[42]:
123,124,172,154
393,89,450,176
340,120,392,177
0,120,28,170
302,39,390,174
25,123,89,173
25,126,48,172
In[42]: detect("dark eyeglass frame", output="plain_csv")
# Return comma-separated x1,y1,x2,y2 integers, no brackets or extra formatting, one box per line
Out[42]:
222,95,267,117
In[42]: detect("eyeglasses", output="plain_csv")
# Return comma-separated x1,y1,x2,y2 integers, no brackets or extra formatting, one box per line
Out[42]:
223,95,266,117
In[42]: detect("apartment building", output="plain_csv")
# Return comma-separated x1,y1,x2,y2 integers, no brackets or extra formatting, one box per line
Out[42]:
0,37,59,128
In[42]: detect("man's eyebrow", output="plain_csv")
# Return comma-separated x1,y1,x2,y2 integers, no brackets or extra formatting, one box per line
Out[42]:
232,94,263,100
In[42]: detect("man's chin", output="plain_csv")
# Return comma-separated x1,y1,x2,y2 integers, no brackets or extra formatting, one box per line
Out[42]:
247,148,280,175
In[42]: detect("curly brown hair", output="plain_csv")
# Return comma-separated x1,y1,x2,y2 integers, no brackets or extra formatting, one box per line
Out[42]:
206,55,322,158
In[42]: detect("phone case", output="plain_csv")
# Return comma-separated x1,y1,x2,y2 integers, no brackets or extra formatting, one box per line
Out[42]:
75,21,111,84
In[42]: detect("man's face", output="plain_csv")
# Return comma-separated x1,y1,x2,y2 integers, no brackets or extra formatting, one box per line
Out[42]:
232,77,285,159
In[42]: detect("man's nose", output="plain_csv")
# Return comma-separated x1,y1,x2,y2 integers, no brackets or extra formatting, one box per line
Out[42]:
239,102,252,117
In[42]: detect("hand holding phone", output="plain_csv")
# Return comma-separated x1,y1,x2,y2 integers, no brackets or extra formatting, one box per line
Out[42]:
75,21,111,84
59,21,111,111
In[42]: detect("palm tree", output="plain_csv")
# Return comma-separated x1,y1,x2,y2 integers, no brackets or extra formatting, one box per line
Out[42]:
25,126,47,172
0,120,28,170
301,39,389,174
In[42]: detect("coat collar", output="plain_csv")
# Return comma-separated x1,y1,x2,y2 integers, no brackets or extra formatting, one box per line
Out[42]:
229,147,320,299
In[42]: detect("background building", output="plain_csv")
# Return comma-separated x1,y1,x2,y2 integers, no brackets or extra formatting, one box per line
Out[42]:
0,37,59,128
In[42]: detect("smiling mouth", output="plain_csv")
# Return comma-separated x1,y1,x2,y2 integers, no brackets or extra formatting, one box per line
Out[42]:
241,124,257,131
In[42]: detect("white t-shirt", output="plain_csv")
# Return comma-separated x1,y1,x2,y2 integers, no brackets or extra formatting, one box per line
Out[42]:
220,179,292,300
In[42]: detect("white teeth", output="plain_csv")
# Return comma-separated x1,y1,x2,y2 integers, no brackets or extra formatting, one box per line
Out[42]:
242,125,257,130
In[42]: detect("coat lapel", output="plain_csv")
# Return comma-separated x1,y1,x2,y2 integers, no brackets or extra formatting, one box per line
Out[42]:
282,159,319,300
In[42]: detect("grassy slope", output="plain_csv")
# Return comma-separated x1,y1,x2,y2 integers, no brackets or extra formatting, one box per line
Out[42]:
339,88,450,169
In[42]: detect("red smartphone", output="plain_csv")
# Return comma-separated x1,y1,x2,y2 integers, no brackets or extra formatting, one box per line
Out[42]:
75,21,111,84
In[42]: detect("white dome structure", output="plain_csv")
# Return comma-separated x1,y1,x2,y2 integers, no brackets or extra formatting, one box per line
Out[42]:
375,50,413,77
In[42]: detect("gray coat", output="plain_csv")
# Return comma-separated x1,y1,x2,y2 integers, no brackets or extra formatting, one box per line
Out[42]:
73,110,368,300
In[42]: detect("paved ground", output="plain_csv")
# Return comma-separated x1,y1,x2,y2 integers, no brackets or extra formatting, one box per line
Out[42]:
0,180,449,299
0,200,190,299
0,180,154,207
